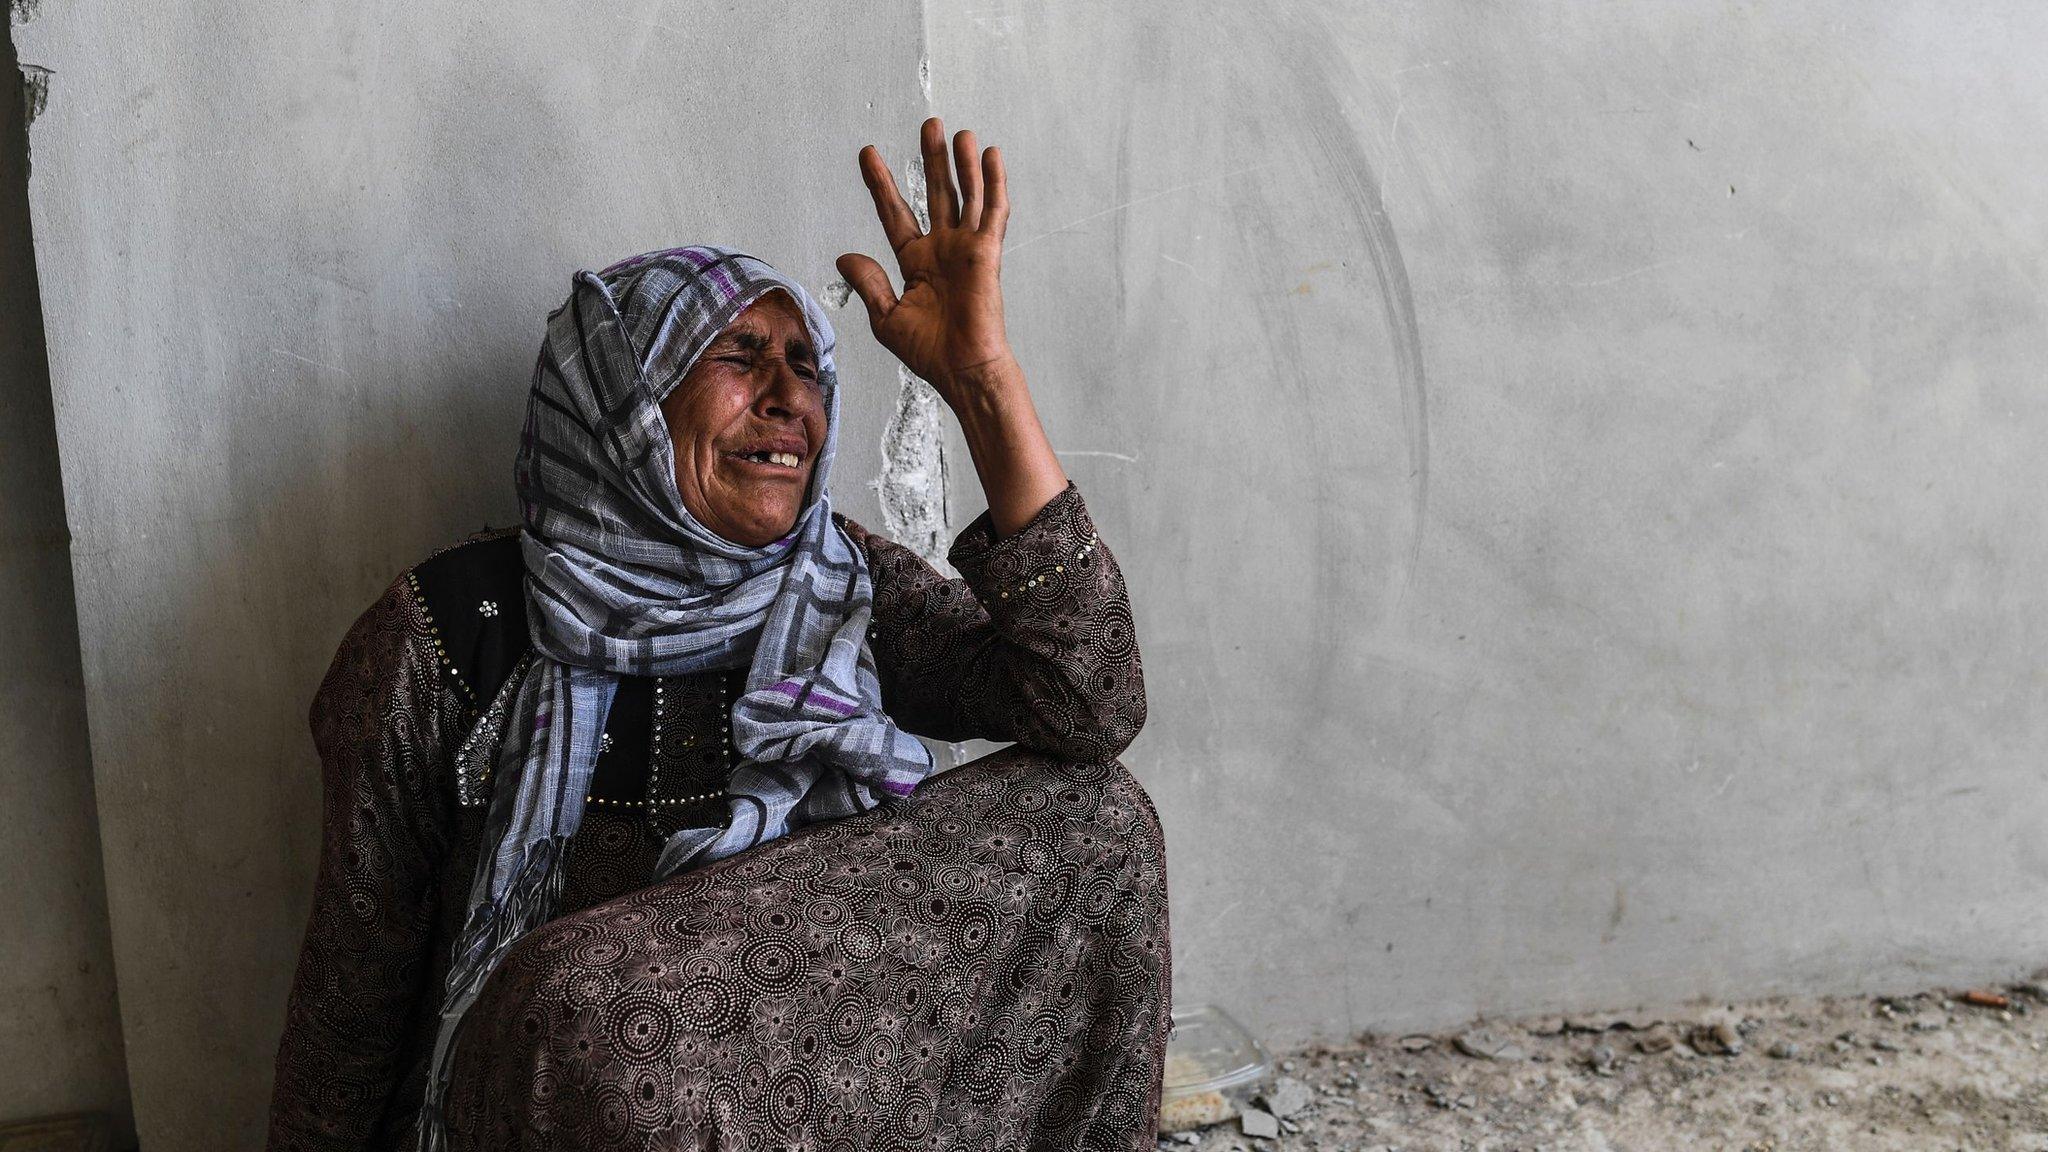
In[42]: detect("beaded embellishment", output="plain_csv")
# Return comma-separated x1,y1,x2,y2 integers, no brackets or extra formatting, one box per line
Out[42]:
585,792,724,808
631,674,733,823
406,569,476,705
454,662,737,820
453,653,530,807
997,531,1097,601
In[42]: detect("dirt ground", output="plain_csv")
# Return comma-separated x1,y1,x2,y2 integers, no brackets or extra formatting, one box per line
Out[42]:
1160,978,2048,1152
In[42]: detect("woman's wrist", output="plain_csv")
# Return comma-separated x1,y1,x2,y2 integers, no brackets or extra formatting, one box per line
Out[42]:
935,353,1028,426
935,354,1069,538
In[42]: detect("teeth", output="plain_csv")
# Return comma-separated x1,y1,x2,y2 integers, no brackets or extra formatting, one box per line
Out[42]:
768,452,801,468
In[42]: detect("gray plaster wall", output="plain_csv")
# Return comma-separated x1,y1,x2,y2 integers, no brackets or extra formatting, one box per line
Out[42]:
12,1,2048,1147
928,0,2048,1030
11,3,931,1145
0,9,130,1134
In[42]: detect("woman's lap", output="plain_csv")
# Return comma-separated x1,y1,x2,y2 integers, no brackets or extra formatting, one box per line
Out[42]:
444,747,1171,1152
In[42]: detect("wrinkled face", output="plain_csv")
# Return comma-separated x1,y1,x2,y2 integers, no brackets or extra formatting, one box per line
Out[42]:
660,289,827,548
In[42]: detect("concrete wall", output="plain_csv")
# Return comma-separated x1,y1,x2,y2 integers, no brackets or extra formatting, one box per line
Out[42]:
0,9,130,1136
928,0,2048,1029
11,2,935,1145
13,1,2048,1147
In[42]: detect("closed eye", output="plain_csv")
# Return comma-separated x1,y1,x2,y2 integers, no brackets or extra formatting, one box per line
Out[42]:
718,354,815,382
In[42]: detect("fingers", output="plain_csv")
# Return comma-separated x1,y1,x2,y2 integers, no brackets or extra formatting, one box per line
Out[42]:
952,128,982,231
860,119,1004,245
858,145,921,254
921,117,959,229
834,253,898,330
979,145,1008,241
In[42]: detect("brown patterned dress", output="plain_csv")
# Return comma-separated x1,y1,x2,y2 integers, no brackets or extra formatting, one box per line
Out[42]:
265,484,1169,1152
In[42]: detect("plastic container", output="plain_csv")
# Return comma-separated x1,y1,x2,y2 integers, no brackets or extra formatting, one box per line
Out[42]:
1158,1003,1275,1132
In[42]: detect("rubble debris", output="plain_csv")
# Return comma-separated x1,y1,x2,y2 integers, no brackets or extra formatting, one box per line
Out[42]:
1154,985,2048,1150
1238,1107,1280,1139
1453,1029,1526,1061
1422,1082,1474,1110
1960,989,2010,1010
1565,1011,1661,1033
1255,1077,1313,1119
1690,1021,1744,1056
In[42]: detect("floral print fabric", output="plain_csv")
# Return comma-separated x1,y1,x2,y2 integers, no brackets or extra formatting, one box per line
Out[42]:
266,485,1162,1151
442,747,1170,1151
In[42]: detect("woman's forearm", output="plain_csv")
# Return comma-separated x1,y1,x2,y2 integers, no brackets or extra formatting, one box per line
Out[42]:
941,353,1069,538
835,117,1066,537
854,485,1147,761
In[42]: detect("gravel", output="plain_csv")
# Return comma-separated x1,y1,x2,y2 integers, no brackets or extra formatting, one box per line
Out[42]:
1159,980,2048,1151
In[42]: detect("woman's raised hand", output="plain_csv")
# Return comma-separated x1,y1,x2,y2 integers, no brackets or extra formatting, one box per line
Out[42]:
839,117,1066,537
837,117,1016,408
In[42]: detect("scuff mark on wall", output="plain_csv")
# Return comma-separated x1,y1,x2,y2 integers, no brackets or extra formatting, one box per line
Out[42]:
1294,21,1432,611
875,365,952,568
1351,157,1429,604
19,64,49,125
10,0,40,27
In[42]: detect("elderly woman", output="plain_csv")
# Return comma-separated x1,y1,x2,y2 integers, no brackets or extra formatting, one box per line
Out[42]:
265,118,1168,1152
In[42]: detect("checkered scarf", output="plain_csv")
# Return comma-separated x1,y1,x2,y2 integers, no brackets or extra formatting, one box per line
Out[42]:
416,246,935,1149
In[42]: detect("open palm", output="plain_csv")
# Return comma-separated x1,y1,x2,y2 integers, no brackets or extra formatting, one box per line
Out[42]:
837,118,1014,403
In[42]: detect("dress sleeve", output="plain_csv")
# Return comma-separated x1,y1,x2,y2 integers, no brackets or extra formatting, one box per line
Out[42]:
267,574,455,1151
852,482,1146,762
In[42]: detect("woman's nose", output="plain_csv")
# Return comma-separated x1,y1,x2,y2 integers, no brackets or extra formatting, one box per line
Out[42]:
757,361,809,418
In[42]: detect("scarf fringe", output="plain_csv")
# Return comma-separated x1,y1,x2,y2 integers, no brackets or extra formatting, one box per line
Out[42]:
413,839,568,1151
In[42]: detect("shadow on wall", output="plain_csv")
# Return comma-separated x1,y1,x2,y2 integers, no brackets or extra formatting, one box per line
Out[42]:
171,320,532,1145
0,19,135,1146
155,178,555,1152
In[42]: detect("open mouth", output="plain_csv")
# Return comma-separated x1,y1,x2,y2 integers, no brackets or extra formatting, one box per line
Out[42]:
728,449,805,470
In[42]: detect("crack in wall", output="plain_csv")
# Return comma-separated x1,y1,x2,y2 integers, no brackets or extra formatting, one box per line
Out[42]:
874,365,951,568
902,151,931,232
870,44,952,568
18,63,47,125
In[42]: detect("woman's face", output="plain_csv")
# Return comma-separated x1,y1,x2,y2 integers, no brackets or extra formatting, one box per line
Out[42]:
660,289,827,547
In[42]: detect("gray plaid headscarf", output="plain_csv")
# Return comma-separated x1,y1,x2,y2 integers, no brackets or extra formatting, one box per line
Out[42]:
416,245,935,1148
